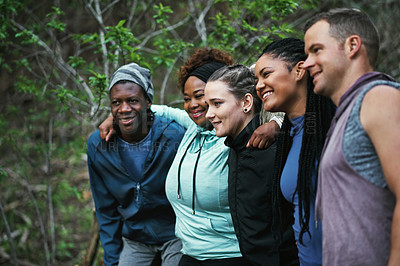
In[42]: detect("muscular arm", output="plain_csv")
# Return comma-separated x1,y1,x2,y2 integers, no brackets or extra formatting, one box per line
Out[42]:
360,85,400,265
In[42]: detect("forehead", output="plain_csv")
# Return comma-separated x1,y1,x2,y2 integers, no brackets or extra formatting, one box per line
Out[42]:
205,80,231,98
110,82,144,98
304,20,334,50
184,76,206,95
255,54,289,74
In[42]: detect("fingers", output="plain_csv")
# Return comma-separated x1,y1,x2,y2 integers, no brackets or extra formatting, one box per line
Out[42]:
247,136,263,149
99,128,108,140
105,129,115,142
246,135,257,148
99,114,114,140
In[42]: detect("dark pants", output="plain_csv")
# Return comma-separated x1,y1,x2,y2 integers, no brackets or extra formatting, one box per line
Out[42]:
178,255,250,266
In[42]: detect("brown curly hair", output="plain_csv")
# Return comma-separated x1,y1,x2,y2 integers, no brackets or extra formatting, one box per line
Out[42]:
178,48,234,93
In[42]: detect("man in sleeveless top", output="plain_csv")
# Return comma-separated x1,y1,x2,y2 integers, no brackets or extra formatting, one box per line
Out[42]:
303,8,400,266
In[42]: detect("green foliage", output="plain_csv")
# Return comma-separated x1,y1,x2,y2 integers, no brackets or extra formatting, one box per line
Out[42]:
0,166,7,183
15,29,40,45
153,3,173,27
68,55,86,70
207,0,299,64
105,20,140,65
46,6,66,32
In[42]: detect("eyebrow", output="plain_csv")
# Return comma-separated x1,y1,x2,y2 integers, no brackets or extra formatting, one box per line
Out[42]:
258,66,272,76
208,97,223,102
306,43,320,52
184,88,204,96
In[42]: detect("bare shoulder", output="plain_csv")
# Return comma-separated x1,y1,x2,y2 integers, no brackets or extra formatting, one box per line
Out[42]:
365,84,400,98
361,84,400,187
361,84,400,130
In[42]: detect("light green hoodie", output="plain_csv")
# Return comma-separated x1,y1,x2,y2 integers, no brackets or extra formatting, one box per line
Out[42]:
152,105,241,260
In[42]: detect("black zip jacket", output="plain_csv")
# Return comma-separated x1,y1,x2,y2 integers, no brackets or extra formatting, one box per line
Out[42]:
225,114,299,266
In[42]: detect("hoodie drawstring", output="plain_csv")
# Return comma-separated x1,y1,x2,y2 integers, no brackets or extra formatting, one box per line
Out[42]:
177,134,206,215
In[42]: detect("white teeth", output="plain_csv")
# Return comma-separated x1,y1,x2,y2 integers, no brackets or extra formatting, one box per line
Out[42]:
263,91,273,99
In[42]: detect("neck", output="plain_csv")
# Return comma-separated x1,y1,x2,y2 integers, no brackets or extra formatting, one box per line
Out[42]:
121,126,150,143
287,83,307,120
332,57,374,106
231,113,255,140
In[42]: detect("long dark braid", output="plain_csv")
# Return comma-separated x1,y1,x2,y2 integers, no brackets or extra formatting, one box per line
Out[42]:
262,38,336,244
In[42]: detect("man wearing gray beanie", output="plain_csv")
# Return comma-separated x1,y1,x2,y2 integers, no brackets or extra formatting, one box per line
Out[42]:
87,62,186,265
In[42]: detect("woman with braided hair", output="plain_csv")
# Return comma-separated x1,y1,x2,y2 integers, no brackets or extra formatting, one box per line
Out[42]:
254,38,336,266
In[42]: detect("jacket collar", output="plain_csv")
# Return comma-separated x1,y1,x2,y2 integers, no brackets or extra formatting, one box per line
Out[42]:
224,114,260,150
106,116,172,150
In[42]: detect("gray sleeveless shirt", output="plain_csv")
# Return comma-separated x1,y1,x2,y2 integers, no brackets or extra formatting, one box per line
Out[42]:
316,72,398,266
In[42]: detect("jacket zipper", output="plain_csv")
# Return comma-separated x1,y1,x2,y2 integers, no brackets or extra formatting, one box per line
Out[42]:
136,182,140,203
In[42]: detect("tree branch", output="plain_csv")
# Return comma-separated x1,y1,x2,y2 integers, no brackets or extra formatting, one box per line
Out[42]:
4,168,50,266
0,201,18,266
160,57,178,105
136,16,191,49
188,0,215,44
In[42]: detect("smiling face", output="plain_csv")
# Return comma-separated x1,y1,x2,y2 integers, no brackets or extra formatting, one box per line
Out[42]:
110,82,150,143
303,20,348,102
183,76,209,127
205,80,249,139
255,54,306,117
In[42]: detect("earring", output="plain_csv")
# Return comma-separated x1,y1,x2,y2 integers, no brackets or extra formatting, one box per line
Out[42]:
244,108,248,113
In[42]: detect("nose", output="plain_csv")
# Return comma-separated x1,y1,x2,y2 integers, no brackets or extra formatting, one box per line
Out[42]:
303,55,313,70
205,107,214,120
255,80,264,97
119,101,132,112
189,99,199,109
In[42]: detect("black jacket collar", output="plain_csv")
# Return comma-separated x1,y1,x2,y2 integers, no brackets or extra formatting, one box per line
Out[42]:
224,114,260,150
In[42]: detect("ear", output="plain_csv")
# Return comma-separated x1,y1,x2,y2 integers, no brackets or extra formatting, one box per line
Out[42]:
242,93,254,113
147,100,152,109
294,61,306,82
345,35,361,59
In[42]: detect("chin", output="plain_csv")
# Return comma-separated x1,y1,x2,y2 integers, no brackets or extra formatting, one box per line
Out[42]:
263,104,274,112
214,129,224,137
200,119,214,131
313,86,326,97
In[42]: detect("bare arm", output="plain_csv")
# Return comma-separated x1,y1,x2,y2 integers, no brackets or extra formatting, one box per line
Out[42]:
360,85,400,265
98,105,192,141
98,114,115,141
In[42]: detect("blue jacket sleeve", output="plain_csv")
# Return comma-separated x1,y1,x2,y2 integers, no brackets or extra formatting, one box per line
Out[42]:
87,142,123,266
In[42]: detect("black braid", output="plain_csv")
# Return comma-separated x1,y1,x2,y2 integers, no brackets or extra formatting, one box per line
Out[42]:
271,115,292,232
264,38,336,244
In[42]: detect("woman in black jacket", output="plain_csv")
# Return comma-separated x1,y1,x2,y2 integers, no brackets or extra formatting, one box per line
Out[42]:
205,64,299,266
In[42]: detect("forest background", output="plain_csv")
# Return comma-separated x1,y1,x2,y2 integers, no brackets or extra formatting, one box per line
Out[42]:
0,0,399,265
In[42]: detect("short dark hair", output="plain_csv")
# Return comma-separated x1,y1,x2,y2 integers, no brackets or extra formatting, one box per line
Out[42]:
304,8,379,67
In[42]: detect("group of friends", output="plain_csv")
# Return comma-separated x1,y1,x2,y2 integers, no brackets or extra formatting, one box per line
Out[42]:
86,8,400,266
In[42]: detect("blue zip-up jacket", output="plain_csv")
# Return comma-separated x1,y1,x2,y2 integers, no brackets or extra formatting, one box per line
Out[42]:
87,116,185,265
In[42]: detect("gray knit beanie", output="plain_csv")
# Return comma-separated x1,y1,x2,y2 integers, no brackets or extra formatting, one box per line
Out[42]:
108,63,154,102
